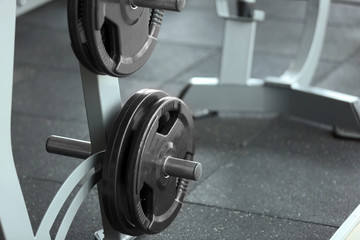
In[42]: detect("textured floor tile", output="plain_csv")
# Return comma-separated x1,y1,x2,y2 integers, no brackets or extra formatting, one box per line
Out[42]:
195,114,273,149
316,59,360,96
20,177,337,240
171,50,337,86
255,20,360,63
17,0,67,31
328,2,360,27
66,191,102,240
13,62,39,85
120,77,207,102
140,203,337,240
187,115,274,193
15,24,77,70
21,177,62,234
172,51,221,84
321,25,360,63
256,0,306,21
252,54,338,84
310,61,340,86
252,53,291,79
20,177,102,239
131,42,215,83
119,78,163,102
186,0,217,12
255,20,303,57
257,0,360,27
159,8,223,47
188,117,360,227
12,68,87,121
12,113,89,182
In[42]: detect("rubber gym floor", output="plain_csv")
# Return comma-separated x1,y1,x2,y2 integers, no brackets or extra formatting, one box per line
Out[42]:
12,0,360,239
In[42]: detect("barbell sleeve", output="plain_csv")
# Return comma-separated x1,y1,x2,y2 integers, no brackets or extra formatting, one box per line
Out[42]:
163,156,202,181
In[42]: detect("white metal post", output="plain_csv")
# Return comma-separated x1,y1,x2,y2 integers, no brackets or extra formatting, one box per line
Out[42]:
274,0,330,87
217,0,264,85
79,66,135,240
220,20,257,84
0,1,35,239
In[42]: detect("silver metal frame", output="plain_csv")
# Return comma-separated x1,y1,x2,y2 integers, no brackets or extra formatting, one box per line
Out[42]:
181,0,360,134
79,66,135,240
0,1,34,239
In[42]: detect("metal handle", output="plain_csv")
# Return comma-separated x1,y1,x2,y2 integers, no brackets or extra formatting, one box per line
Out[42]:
132,0,186,11
46,135,91,159
163,156,202,181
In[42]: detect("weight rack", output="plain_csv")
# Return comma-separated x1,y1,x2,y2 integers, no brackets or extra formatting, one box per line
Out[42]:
1,0,200,239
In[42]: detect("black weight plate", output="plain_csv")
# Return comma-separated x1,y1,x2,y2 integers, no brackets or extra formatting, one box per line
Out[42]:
67,0,104,74
83,0,162,77
127,96,195,234
102,89,168,235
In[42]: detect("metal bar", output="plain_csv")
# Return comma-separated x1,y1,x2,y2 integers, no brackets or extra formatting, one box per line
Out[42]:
219,19,257,84
181,82,360,132
274,0,330,87
55,169,102,240
79,65,127,240
46,135,91,159
330,204,360,240
80,65,122,152
35,152,104,239
217,0,262,84
164,157,202,181
0,1,35,239
132,0,186,11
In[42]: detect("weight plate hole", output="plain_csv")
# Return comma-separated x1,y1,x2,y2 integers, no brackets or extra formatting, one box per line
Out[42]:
157,111,179,135
140,183,153,219
100,20,120,62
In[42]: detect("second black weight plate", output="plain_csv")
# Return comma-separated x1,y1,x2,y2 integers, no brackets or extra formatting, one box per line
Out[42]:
102,89,168,235
127,96,195,234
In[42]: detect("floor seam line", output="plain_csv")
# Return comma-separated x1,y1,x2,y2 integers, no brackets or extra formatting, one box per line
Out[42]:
160,49,221,88
187,116,278,195
22,176,64,185
253,50,344,65
12,110,88,125
184,201,339,229
314,45,360,86
158,39,222,51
